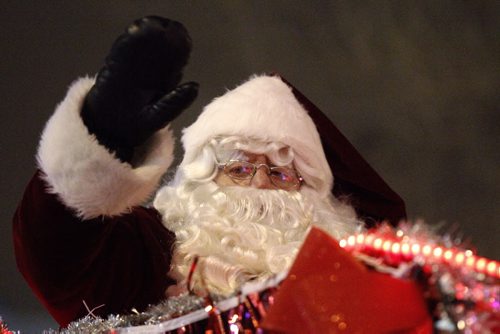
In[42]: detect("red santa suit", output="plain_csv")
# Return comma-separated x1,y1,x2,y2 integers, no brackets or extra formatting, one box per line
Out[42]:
13,75,406,327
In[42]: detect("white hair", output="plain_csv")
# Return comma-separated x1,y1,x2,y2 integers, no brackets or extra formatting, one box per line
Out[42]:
154,137,363,295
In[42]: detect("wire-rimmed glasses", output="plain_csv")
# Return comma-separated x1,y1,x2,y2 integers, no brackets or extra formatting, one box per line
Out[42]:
218,160,303,190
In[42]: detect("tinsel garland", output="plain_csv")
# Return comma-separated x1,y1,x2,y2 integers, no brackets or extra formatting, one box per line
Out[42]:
48,274,285,333
43,222,498,333
0,317,15,334
59,294,209,333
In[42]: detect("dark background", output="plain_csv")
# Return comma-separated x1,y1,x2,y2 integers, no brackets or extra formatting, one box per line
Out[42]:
1,1,498,331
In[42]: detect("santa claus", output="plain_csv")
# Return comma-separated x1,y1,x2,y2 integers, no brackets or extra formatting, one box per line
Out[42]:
13,16,406,327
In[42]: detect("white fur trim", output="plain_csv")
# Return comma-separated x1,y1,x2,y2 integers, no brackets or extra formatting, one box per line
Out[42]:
37,77,175,219
181,75,333,197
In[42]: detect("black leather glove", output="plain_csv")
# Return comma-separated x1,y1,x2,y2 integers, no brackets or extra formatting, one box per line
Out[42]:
81,16,199,162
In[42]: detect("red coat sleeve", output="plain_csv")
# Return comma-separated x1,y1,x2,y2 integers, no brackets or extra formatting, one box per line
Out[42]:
13,171,177,327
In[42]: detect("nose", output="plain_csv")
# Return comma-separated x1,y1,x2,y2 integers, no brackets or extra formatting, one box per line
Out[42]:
251,166,274,189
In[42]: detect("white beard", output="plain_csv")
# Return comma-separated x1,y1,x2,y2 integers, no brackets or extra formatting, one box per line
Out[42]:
154,182,361,295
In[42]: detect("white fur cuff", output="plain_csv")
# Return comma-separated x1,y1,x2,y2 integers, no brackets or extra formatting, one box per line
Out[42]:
37,77,175,219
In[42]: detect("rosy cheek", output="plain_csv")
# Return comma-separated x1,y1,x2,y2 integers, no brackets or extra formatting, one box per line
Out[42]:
214,172,239,187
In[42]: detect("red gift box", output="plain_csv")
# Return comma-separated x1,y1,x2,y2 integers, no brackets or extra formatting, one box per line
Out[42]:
262,227,433,333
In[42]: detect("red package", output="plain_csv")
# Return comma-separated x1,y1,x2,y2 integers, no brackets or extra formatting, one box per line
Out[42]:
262,227,432,333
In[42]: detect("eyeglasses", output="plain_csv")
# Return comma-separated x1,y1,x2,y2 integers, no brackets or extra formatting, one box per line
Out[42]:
218,160,303,190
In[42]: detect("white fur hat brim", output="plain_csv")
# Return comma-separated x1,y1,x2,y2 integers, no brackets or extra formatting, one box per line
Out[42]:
180,74,332,197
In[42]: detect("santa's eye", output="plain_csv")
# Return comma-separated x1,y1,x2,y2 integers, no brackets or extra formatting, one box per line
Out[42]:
225,162,255,179
269,167,299,188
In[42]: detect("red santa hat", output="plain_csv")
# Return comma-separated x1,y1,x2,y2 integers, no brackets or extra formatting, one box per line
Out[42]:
180,74,406,226
180,74,333,198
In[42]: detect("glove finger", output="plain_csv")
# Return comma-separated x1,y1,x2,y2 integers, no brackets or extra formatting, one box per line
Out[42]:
107,17,191,91
140,81,199,132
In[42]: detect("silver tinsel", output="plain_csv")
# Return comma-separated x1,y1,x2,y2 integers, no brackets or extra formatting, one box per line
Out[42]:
55,294,212,333
50,273,287,333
